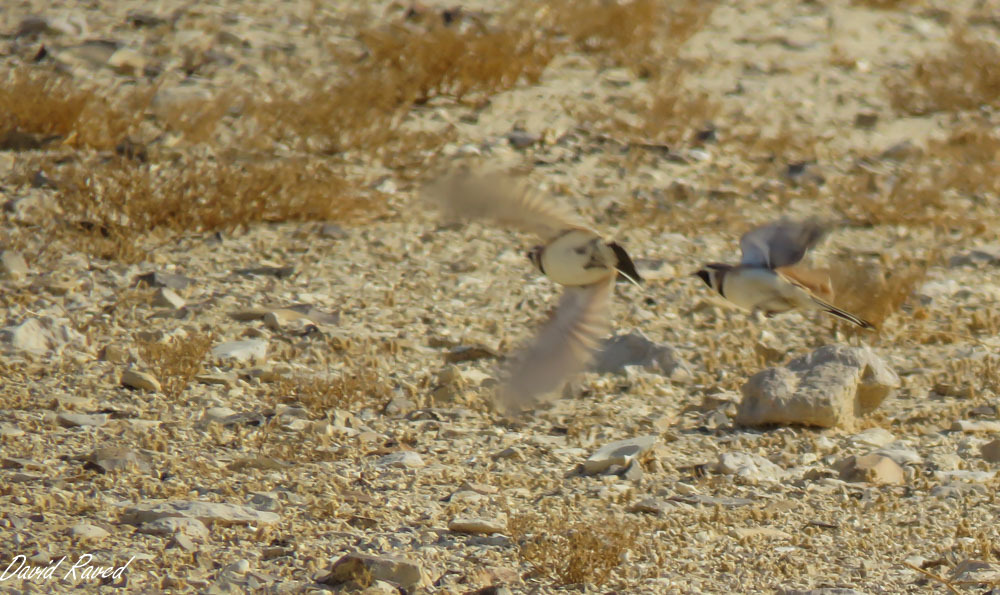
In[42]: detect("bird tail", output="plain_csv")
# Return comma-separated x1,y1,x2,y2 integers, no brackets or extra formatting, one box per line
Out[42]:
810,296,875,330
608,242,643,287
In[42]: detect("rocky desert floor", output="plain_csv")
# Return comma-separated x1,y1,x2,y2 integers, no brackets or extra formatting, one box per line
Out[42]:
2,0,1000,592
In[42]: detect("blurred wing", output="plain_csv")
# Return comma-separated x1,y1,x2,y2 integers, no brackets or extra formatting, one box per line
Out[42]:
739,218,829,269
776,265,834,302
495,276,614,414
429,171,592,239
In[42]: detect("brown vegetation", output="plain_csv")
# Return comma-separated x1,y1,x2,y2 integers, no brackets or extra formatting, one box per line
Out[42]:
49,155,371,261
509,506,637,586
887,30,1000,115
137,332,214,399
0,68,150,150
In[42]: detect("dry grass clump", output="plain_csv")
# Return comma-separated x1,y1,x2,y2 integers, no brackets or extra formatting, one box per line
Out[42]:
887,30,1000,115
827,257,927,332
137,332,214,399
269,369,390,415
50,155,375,261
508,506,637,586
534,0,714,76
569,72,719,147
833,127,1000,231
0,67,150,150
250,15,556,154
852,0,916,9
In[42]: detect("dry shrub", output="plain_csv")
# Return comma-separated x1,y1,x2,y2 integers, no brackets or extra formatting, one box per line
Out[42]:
137,333,214,399
568,70,718,147
887,30,1000,115
852,0,916,9
250,16,556,153
834,127,1000,231
269,370,390,415
51,155,376,261
0,67,150,150
508,506,636,586
157,92,234,144
535,0,714,76
827,257,927,331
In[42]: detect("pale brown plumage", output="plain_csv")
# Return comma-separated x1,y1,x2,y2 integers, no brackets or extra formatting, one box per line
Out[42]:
428,170,640,413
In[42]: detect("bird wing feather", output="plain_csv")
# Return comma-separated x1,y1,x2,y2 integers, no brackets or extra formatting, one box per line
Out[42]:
495,275,614,414
739,218,829,269
776,265,835,302
429,171,593,239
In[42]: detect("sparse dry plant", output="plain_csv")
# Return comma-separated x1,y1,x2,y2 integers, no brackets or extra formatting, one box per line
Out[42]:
887,29,1000,115
0,67,150,150
827,256,927,332
508,506,637,586
534,0,714,76
50,155,375,261
250,14,556,154
833,126,1000,232
137,332,214,399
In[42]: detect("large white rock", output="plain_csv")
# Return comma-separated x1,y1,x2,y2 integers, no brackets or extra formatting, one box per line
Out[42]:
2,316,86,355
583,435,657,475
738,345,899,430
592,330,689,378
715,452,787,483
211,339,267,363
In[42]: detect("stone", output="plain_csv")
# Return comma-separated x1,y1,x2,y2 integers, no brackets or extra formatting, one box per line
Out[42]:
0,251,29,279
319,552,428,590
122,500,279,526
951,419,1000,433
212,339,267,363
950,559,1000,584
234,265,295,278
134,271,194,290
837,454,905,485
376,451,425,469
152,288,186,310
730,527,792,540
583,435,657,475
738,345,899,429
107,48,147,75
981,439,1000,463
779,589,866,595
137,517,210,540
16,15,87,37
56,412,108,428
448,518,505,535
935,470,996,483
627,498,675,515
872,447,921,466
716,452,787,482
949,247,1000,268
3,316,85,355
931,483,988,498
0,423,24,438
670,494,754,508
86,447,151,473
121,369,161,392
848,428,895,447
592,331,689,377
100,344,129,363
444,344,500,363
70,523,109,541
507,129,540,149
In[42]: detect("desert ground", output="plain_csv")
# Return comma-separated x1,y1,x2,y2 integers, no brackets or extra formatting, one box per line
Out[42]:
2,0,1000,592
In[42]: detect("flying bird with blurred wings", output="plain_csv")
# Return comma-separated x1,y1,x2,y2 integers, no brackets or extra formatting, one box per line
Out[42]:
431,171,642,414
693,217,874,329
